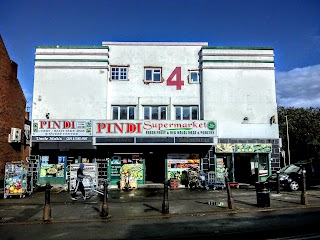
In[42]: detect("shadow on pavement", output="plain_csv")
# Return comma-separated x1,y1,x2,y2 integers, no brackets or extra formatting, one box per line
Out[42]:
142,204,162,213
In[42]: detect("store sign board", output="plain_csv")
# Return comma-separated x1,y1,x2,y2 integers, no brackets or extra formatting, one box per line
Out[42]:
32,120,92,136
175,137,214,143
94,137,216,145
136,137,174,143
111,165,121,177
95,137,135,143
93,120,217,137
32,136,92,142
216,143,272,153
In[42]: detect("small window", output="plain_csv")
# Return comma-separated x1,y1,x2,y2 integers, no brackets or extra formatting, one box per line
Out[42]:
144,106,167,120
112,106,135,120
111,67,128,80
144,67,162,82
175,106,199,120
189,71,199,83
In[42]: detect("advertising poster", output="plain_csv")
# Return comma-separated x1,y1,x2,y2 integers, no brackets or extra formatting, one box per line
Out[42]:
40,163,65,178
166,159,200,179
120,164,144,181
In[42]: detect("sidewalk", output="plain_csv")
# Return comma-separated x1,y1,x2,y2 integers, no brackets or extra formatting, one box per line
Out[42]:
1,186,320,224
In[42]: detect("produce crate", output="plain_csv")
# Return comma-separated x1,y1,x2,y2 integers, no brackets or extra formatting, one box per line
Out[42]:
170,178,179,190
120,180,137,190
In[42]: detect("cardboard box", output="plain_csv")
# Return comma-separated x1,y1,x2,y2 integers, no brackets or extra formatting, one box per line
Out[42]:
120,180,138,189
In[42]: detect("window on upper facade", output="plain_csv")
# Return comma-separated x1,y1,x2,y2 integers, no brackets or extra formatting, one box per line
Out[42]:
144,67,162,83
189,70,199,83
112,106,135,120
175,106,199,120
111,66,128,81
144,106,167,120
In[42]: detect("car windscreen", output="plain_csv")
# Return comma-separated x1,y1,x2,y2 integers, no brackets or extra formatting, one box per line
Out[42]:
279,165,290,173
283,165,301,174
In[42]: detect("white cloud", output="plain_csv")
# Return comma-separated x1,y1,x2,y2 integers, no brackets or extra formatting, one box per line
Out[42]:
276,65,320,108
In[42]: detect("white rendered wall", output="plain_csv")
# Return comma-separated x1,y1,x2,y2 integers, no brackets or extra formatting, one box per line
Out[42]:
33,68,108,119
105,43,206,120
33,47,109,119
201,48,279,139
32,44,279,140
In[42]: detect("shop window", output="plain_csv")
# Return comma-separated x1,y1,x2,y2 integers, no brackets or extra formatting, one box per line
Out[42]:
112,106,135,120
175,106,199,120
144,106,167,120
144,67,162,83
111,66,128,80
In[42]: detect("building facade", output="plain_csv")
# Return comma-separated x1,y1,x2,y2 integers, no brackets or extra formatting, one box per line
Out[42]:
31,42,280,185
0,35,30,181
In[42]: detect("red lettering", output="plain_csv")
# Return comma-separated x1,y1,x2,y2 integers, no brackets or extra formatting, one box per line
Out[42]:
166,67,184,90
97,123,106,133
107,123,111,133
114,123,123,133
137,123,142,133
63,121,75,128
127,123,136,133
64,121,70,128
53,121,60,129
40,121,47,129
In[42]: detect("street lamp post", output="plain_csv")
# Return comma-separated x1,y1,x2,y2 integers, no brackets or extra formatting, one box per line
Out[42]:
281,150,286,167
285,115,291,165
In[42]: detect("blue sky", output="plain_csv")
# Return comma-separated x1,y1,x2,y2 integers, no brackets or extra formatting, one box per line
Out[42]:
1,0,320,109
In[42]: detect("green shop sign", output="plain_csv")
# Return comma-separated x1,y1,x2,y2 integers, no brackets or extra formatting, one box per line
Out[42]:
216,143,272,153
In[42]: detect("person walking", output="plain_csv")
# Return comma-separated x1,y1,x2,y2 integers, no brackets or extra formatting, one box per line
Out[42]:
71,163,87,200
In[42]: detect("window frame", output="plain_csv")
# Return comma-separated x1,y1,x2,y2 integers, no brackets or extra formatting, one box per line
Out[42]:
143,106,167,120
144,67,162,83
175,106,199,120
188,70,200,84
112,106,136,120
110,65,129,81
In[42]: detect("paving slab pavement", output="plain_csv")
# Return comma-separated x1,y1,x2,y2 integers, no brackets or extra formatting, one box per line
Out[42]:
1,186,320,224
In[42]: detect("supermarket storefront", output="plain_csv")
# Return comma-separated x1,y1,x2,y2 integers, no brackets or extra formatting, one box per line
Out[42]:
31,119,217,185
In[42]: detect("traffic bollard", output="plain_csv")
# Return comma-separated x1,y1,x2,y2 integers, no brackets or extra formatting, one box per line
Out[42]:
162,179,169,214
225,176,235,210
101,181,109,218
276,170,280,194
43,183,51,222
301,167,308,205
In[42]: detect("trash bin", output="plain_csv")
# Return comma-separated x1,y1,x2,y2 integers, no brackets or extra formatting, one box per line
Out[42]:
255,182,270,207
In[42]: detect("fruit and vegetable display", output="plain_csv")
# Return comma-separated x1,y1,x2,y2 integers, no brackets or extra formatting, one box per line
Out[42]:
216,143,272,153
4,162,28,198
234,143,272,153
40,163,65,178
167,159,200,179
120,164,143,180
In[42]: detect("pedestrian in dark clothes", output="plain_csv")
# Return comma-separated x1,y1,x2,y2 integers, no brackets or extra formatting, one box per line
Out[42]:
71,163,87,200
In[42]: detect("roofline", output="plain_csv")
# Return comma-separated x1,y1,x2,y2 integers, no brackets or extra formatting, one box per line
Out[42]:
102,41,209,46
202,46,274,50
36,46,109,49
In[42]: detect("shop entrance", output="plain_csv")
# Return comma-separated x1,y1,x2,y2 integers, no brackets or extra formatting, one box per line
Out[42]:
144,153,165,183
234,154,255,184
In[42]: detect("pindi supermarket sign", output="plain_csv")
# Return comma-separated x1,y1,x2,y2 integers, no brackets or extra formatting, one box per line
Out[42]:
93,120,217,137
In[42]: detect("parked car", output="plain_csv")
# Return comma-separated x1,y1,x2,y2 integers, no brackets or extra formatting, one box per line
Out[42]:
266,160,320,191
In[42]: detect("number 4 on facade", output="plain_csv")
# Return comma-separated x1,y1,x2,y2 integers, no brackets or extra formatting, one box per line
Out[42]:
166,67,184,90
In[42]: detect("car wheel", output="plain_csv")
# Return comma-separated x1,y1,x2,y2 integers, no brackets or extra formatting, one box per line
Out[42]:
290,181,300,191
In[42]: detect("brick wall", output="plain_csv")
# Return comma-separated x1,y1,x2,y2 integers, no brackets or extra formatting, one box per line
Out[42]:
0,35,28,179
